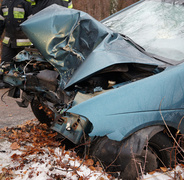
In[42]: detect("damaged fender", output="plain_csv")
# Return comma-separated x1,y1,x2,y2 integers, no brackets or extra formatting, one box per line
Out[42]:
67,62,184,141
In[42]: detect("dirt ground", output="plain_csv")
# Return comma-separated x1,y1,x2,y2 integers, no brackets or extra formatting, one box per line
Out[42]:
0,88,35,129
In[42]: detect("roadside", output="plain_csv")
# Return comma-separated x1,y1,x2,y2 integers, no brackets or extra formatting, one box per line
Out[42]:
0,88,184,179
0,120,184,180
0,120,112,180
0,88,35,129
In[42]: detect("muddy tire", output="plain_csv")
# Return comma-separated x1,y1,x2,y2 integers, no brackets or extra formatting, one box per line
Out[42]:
31,99,53,126
90,132,174,180
148,132,175,167
121,132,175,179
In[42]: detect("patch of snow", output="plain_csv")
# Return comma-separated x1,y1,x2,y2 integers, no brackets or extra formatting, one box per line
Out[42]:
0,139,112,179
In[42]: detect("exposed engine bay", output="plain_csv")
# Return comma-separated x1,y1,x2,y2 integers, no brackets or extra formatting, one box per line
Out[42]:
2,46,163,144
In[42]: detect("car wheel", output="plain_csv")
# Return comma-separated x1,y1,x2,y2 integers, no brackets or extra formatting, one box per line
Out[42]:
148,131,175,167
31,99,53,126
90,132,174,180
121,132,175,179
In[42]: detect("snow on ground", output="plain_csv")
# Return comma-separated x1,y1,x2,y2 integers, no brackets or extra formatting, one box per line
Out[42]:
0,140,111,180
0,119,184,180
143,165,184,180
0,119,114,180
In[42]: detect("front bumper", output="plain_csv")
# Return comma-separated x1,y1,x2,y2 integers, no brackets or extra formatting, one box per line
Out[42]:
51,113,93,144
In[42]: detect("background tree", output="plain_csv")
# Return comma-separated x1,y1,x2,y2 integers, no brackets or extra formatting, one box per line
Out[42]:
73,0,139,20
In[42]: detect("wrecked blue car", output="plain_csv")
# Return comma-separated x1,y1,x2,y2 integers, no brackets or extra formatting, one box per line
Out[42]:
1,0,184,178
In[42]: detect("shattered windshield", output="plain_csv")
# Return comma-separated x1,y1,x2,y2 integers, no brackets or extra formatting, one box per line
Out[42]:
103,0,184,62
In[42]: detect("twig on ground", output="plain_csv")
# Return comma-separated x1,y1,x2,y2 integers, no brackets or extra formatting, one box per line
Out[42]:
143,136,149,173
131,147,141,179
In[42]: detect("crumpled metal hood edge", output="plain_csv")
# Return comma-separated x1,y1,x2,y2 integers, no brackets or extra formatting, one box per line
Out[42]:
21,4,164,89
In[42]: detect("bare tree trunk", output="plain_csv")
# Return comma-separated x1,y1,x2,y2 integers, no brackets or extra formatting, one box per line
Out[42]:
70,0,139,20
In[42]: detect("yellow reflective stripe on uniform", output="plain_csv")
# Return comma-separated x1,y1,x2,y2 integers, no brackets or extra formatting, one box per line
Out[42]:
68,2,73,9
16,39,32,46
13,7,25,19
62,0,73,8
2,37,10,44
2,8,8,16
0,15,4,21
26,0,36,6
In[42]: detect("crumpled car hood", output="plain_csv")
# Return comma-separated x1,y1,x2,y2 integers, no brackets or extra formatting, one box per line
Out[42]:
21,4,165,89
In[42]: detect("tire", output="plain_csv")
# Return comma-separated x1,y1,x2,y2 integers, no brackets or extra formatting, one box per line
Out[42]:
90,132,175,180
148,131,175,167
121,132,175,179
31,99,53,126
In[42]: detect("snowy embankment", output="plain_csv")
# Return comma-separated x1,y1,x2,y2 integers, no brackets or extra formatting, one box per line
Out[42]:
0,119,184,180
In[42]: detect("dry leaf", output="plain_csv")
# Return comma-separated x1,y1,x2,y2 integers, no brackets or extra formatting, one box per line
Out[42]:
68,158,75,161
160,167,168,172
180,175,183,180
22,132,30,138
65,151,70,155
48,147,54,154
85,159,94,166
0,127,8,132
12,130,17,135
1,167,7,172
11,153,21,160
10,142,20,150
89,166,96,171
72,171,77,176
107,174,112,179
48,133,57,138
149,170,156,175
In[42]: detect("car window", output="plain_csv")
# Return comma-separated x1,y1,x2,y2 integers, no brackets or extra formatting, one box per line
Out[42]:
103,0,184,62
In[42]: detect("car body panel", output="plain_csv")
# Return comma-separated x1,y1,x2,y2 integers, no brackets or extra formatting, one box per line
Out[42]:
21,4,165,89
67,62,184,141
2,0,184,146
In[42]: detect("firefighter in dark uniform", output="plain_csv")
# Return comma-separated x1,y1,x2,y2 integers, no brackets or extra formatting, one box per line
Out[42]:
0,0,32,64
61,0,73,9
26,0,73,14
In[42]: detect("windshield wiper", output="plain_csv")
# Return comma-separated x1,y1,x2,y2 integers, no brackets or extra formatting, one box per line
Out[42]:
120,33,146,52
120,33,174,66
